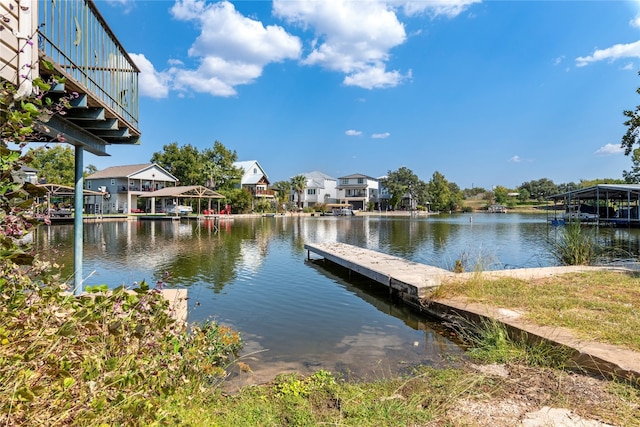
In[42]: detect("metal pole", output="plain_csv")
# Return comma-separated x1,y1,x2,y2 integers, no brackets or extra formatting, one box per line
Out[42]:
74,146,84,295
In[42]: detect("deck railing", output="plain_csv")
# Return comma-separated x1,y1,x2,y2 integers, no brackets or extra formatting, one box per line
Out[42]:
254,189,276,197
38,0,139,129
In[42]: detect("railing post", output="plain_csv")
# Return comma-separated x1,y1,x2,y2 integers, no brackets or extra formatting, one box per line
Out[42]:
73,145,84,295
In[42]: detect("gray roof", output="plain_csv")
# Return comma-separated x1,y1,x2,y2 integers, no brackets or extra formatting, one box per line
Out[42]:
338,173,378,181
301,171,336,189
548,184,640,201
87,164,153,179
139,185,224,199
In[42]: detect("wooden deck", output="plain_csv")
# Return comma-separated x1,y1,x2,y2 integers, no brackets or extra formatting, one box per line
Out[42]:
304,242,453,300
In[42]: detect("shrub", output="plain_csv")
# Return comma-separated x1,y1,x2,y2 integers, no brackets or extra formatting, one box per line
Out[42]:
548,221,598,265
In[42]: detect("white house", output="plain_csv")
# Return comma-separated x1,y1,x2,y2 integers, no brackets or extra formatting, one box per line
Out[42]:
85,164,177,214
336,173,379,211
233,160,275,200
291,171,338,208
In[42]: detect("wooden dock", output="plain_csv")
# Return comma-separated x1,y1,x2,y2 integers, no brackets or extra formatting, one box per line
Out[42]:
304,242,453,300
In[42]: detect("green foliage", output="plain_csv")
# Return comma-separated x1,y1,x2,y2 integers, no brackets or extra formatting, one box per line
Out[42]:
458,319,571,368
218,188,253,213
518,178,558,201
0,72,243,426
151,142,203,186
622,73,640,155
624,148,640,183
548,221,599,265
462,186,487,198
291,175,307,208
493,185,509,204
150,141,242,189
26,145,75,185
427,171,463,212
253,198,273,213
0,280,242,426
201,141,243,190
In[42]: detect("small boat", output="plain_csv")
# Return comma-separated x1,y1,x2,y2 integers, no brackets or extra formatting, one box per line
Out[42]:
488,204,507,213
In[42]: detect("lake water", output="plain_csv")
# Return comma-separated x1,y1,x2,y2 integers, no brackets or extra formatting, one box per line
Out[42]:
33,213,640,386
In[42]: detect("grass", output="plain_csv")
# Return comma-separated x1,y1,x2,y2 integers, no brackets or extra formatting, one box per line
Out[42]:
164,368,491,426
433,270,640,352
548,220,599,265
161,365,640,427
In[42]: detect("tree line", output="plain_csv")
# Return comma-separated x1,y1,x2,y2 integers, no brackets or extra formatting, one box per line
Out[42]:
25,143,631,213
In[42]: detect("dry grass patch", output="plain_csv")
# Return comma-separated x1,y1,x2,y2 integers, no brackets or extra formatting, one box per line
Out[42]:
434,271,640,352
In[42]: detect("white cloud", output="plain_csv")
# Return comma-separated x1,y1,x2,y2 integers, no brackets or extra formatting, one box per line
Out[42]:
274,0,410,89
345,129,362,136
508,155,521,163
398,0,481,18
631,15,640,28
168,0,301,97
553,55,565,66
622,62,635,71
371,132,391,139
129,53,171,99
344,67,409,89
106,0,134,13
576,40,640,67
595,143,624,156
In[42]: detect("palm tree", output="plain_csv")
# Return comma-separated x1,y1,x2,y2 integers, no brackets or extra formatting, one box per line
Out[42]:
291,175,307,209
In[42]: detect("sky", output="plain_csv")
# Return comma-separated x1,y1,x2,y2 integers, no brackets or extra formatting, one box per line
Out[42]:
89,0,640,189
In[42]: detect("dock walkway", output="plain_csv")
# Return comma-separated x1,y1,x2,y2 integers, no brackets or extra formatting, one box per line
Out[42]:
304,242,453,300
304,242,640,384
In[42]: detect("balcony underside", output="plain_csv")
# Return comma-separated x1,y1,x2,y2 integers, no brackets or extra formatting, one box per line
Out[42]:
33,60,140,156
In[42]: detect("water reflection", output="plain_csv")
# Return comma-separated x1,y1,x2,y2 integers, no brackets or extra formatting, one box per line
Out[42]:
32,214,640,385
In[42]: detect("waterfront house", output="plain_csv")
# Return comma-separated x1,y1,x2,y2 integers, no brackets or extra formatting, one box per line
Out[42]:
2,0,141,291
336,173,379,211
291,171,338,208
1,0,140,151
233,160,275,201
85,164,177,214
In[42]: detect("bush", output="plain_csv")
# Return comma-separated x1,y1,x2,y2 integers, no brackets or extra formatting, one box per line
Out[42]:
0,77,243,426
548,221,598,265
0,280,242,426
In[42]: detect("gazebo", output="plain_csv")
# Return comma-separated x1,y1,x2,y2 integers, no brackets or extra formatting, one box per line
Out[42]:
36,184,104,217
139,185,224,215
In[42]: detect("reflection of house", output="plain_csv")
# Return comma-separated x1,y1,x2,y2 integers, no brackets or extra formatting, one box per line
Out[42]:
85,164,177,214
233,160,275,199
291,171,338,208
336,173,379,211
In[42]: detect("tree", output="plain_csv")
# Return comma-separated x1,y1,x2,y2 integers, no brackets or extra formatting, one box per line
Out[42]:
380,166,423,209
624,148,640,183
518,178,558,201
447,181,464,211
271,180,291,211
493,185,509,204
27,144,75,185
518,188,530,202
622,72,640,155
291,175,307,209
84,164,98,178
579,178,625,187
201,141,242,190
428,171,452,212
151,142,203,186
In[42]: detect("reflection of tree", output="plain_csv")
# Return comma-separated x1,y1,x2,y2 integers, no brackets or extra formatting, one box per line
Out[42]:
155,220,269,293
377,219,433,258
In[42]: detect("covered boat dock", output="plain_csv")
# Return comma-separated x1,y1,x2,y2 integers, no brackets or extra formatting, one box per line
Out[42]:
138,185,224,215
546,184,640,227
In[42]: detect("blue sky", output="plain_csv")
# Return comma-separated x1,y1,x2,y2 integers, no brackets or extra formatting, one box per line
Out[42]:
92,0,640,189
